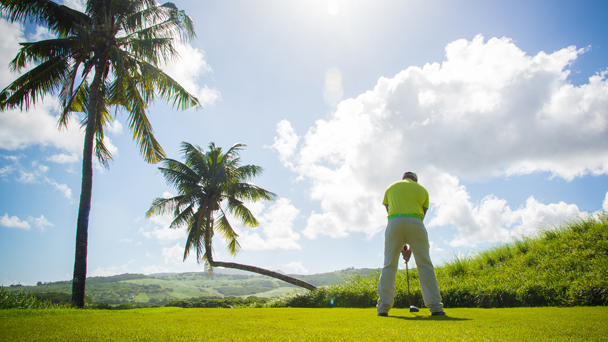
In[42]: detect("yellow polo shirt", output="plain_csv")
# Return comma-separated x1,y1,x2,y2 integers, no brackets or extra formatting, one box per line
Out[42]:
382,179,429,218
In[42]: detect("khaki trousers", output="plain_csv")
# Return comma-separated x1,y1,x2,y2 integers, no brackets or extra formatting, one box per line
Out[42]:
377,217,443,314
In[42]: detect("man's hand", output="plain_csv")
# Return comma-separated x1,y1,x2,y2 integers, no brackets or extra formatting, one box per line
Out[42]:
401,244,412,263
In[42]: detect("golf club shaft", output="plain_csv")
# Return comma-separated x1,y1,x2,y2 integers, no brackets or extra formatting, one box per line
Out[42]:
407,261,410,306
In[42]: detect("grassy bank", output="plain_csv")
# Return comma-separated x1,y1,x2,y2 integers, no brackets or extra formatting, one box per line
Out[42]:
1,307,607,341
269,212,608,308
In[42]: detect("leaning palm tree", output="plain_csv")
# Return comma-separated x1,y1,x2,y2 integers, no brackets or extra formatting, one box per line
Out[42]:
0,0,200,307
146,142,317,291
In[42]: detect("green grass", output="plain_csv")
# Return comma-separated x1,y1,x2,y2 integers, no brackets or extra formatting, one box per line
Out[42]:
271,212,608,308
1,307,607,341
134,292,149,302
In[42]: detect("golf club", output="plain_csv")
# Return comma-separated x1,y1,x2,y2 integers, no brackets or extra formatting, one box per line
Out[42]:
402,245,419,313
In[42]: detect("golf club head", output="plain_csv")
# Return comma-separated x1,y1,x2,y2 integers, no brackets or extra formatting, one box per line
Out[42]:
409,306,419,313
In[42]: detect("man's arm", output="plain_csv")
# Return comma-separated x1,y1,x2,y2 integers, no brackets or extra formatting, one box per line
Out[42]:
423,206,427,215
384,204,388,213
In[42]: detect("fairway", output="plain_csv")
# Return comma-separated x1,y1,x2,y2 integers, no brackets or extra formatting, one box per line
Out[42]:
1,307,607,341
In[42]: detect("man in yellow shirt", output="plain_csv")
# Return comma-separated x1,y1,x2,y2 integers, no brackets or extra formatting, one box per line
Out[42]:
377,171,444,316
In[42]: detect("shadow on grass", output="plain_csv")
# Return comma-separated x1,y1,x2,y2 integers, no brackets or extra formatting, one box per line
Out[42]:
386,315,471,321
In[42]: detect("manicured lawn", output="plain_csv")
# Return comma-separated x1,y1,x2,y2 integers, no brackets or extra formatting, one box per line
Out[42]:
1,307,607,341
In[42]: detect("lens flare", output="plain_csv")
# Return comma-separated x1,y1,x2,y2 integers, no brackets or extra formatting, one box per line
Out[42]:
323,68,343,107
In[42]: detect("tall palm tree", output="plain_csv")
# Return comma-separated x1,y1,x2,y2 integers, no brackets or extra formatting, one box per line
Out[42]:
0,0,200,307
146,142,317,291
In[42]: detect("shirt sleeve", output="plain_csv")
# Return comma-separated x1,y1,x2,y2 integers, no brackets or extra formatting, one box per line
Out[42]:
422,189,429,209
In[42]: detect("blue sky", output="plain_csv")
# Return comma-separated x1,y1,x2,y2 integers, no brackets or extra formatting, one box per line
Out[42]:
1,0,607,285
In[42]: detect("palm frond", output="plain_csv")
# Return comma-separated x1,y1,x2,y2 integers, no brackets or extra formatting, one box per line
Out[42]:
0,56,70,111
58,59,83,115
121,1,174,34
0,0,90,36
9,37,81,72
180,142,213,182
169,202,195,230
119,58,165,164
183,214,204,262
122,37,177,65
226,197,259,228
59,80,89,129
224,142,246,162
158,158,200,189
93,87,113,167
230,182,277,202
123,2,195,41
138,60,200,110
215,210,242,256
235,164,265,181
145,195,184,218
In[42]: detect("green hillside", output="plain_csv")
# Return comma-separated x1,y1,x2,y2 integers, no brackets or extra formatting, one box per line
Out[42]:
6,267,373,305
270,212,608,308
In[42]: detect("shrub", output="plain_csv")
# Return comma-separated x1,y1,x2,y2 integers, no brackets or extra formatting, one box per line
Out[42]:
0,287,69,309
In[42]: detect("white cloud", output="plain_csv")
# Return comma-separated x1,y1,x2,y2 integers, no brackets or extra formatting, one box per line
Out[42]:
106,119,123,135
46,153,79,164
62,0,85,12
283,261,309,274
0,19,25,88
235,198,302,250
603,191,608,211
0,96,85,156
102,135,119,157
272,35,606,245
48,179,72,199
438,190,580,247
119,238,132,243
162,242,189,264
0,213,53,231
509,197,581,238
140,214,185,242
27,26,55,41
269,120,300,169
0,213,31,230
91,265,126,277
90,260,135,277
160,43,221,107
16,161,48,183
430,241,444,253
32,215,53,231
141,265,170,274
1,157,72,199
0,19,85,158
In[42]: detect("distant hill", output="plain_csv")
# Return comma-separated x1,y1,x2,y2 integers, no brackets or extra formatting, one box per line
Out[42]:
6,268,376,305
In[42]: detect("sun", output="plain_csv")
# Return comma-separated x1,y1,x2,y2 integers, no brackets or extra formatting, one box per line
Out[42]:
328,0,339,16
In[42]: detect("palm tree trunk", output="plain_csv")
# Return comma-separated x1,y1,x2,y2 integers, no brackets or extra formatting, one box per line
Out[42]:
208,260,318,291
71,64,103,308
